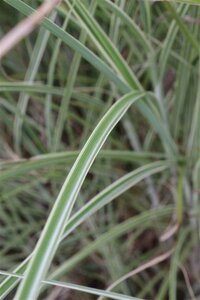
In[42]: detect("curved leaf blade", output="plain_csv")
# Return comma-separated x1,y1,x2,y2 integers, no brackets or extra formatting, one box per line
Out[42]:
14,91,145,299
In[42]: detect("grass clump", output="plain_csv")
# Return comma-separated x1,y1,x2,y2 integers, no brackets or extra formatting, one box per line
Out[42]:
0,0,200,299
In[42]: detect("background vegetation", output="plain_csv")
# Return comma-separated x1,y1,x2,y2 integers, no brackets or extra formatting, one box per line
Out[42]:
0,0,200,299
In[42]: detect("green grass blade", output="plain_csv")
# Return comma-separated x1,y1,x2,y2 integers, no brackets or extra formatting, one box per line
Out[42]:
154,0,200,4
158,4,188,81
13,25,52,155
0,82,64,95
169,228,191,300
0,150,168,183
0,270,140,300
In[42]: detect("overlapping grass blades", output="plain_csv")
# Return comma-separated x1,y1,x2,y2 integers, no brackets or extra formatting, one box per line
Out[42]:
14,91,147,299
0,160,169,298
1,0,200,298
4,0,177,156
